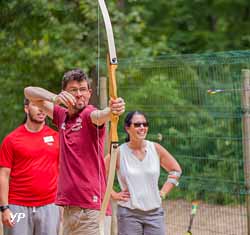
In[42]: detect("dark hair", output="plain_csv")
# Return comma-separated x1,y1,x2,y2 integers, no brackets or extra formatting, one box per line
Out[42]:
24,97,30,105
22,97,30,123
22,97,48,125
124,111,147,142
61,68,91,90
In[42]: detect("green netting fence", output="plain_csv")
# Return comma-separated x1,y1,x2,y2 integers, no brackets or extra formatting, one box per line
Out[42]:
1,50,250,234
99,51,250,235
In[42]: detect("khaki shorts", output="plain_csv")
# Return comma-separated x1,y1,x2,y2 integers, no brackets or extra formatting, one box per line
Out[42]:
63,206,111,235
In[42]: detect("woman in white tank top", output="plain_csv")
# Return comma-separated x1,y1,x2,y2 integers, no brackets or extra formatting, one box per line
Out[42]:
105,111,182,235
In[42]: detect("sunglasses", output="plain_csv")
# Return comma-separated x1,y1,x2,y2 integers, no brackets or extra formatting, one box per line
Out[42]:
132,122,149,128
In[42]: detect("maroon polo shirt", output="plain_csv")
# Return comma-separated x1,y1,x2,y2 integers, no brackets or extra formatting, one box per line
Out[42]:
53,105,111,214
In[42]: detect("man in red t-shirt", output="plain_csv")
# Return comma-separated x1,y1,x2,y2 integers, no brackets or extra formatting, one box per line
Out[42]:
24,69,125,235
0,98,60,235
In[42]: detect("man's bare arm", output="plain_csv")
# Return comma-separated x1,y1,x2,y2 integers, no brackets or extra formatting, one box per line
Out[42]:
24,87,57,103
24,86,76,119
24,87,56,119
0,167,10,206
90,97,125,126
90,107,112,126
0,167,14,228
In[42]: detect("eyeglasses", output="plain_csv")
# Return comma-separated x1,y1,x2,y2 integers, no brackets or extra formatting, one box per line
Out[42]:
132,122,149,128
68,87,89,95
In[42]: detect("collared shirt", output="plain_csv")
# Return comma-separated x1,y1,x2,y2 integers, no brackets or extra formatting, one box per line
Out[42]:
53,105,110,214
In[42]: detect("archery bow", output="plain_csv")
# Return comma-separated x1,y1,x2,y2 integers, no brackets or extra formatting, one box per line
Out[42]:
98,0,118,234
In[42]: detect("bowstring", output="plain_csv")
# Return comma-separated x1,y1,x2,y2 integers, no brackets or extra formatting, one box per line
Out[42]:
97,0,102,213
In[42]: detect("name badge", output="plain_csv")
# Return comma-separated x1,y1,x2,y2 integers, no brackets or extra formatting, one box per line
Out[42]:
43,136,54,143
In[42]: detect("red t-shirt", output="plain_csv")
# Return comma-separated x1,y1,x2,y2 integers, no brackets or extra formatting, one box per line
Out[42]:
0,125,59,206
53,105,111,214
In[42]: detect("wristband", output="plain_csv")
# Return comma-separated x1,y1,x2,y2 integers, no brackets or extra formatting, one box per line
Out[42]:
0,205,9,212
160,192,167,200
167,178,179,186
51,95,57,104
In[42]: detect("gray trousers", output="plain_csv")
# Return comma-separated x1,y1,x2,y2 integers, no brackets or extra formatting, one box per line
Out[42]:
3,204,60,235
117,206,165,235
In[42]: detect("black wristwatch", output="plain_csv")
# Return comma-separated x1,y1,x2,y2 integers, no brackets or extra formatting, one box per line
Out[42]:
0,205,10,212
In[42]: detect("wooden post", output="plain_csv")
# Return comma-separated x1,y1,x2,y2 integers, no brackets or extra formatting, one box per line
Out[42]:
242,69,250,235
99,76,118,235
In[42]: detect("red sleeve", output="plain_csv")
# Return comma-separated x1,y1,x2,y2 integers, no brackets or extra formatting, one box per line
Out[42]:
82,105,105,131
0,136,14,168
53,105,67,128
84,105,97,125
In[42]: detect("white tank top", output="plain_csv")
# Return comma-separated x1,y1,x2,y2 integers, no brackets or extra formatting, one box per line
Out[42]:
117,140,161,211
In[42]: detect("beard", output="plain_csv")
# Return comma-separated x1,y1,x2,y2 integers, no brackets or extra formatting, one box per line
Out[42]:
28,113,45,124
74,105,84,111
73,102,86,112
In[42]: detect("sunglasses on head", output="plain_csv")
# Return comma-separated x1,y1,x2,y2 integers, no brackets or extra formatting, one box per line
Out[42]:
132,122,149,128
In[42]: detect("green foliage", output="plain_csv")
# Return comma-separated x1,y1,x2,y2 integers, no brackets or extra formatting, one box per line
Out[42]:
0,1,249,206
0,0,148,140
116,52,249,205
124,0,250,54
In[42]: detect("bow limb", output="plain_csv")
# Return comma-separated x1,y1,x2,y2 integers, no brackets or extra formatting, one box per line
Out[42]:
99,57,118,235
98,1,118,235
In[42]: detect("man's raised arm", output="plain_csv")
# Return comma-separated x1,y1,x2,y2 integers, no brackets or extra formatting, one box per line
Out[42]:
90,97,125,126
24,86,57,119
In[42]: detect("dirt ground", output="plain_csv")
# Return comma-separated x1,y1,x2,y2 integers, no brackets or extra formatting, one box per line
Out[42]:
0,199,247,235
163,199,247,235
111,199,247,235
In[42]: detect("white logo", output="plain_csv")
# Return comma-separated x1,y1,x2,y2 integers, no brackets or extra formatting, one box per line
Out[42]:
76,117,82,123
10,212,26,223
93,195,98,203
61,122,66,130
71,118,82,131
